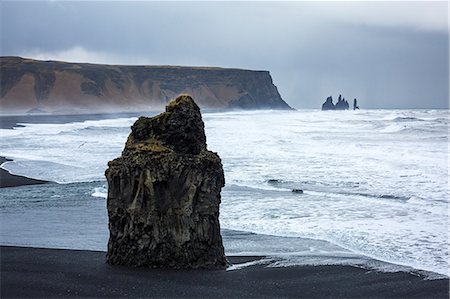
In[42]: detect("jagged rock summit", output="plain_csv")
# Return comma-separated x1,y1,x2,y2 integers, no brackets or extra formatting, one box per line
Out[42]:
105,94,227,269
322,96,335,111
321,94,352,111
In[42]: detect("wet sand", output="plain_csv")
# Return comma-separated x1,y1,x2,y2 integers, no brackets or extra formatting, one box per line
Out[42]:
0,114,140,189
1,246,448,298
0,112,148,187
0,157,49,188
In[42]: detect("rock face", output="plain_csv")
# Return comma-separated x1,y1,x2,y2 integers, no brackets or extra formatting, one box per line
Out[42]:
321,96,335,110
105,95,227,269
0,56,292,113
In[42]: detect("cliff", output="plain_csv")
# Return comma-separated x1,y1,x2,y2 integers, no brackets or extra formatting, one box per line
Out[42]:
0,56,291,113
105,95,226,268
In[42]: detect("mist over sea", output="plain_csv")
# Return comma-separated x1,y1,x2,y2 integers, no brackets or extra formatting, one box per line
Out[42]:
0,109,448,278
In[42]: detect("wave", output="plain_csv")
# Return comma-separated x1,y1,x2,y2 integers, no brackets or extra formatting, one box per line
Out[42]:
380,123,447,134
380,124,406,133
1,159,106,184
391,116,424,122
1,109,447,279
91,186,107,198
57,126,127,136
221,226,449,279
92,180,417,204
388,116,449,124
254,180,413,202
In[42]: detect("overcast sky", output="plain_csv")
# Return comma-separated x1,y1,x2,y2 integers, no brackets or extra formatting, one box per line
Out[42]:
1,1,448,109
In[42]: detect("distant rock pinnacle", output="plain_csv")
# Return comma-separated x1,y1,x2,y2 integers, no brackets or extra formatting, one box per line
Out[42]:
321,94,352,110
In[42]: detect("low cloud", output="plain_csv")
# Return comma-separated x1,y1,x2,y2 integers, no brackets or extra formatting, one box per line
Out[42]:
307,1,448,32
19,46,150,65
1,1,448,108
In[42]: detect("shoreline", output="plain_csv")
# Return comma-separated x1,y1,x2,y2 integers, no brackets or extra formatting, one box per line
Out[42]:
1,246,449,298
0,109,283,130
0,111,155,130
0,157,50,188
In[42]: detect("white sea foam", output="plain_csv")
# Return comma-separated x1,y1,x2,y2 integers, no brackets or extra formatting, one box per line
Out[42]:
226,258,273,271
91,186,107,198
0,109,448,277
380,124,405,133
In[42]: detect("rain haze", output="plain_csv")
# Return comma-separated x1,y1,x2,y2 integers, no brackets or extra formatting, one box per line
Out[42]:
1,1,448,109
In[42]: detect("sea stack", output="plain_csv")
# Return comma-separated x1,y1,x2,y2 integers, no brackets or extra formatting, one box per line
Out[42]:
322,96,335,110
105,94,227,269
321,94,351,111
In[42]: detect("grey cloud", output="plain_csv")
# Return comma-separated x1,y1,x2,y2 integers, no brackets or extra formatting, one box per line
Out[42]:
1,1,448,108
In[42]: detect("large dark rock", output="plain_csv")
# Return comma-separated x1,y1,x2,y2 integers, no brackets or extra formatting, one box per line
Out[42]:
335,95,349,110
105,94,227,269
321,94,350,111
321,96,335,110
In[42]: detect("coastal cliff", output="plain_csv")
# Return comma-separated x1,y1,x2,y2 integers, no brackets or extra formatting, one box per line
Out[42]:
105,95,226,268
0,56,291,113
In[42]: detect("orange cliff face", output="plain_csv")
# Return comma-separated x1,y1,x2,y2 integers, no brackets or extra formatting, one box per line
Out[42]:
0,56,292,114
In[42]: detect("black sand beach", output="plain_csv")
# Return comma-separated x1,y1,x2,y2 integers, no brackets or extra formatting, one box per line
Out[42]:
1,246,448,298
0,111,114,188
0,157,49,188
0,112,151,189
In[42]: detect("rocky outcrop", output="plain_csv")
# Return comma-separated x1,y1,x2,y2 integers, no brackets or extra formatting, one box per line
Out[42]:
353,98,360,110
321,95,350,111
322,96,335,110
105,94,226,269
0,56,291,113
335,95,349,110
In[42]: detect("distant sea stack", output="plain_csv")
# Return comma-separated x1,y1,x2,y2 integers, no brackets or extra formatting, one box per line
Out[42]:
321,95,358,111
105,95,227,269
0,56,291,113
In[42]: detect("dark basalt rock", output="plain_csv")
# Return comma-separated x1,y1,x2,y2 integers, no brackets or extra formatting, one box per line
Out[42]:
292,189,303,194
353,98,360,110
335,95,349,110
321,94,352,111
105,94,227,269
322,96,335,110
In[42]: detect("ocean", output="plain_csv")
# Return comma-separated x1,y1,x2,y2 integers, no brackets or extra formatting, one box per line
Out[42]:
0,109,448,278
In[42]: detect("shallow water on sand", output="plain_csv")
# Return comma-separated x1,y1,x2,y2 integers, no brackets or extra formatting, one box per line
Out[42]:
0,109,448,277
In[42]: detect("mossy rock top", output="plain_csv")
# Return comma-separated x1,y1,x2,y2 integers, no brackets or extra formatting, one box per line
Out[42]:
125,94,207,156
